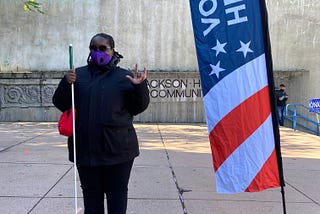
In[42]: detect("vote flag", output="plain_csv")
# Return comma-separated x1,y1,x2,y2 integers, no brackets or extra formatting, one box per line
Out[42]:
189,0,284,193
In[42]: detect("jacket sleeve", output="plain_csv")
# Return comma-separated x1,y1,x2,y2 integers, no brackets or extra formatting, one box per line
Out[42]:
274,90,280,100
126,79,150,116
52,76,72,112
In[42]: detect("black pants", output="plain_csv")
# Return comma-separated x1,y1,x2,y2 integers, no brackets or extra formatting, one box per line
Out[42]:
77,160,134,214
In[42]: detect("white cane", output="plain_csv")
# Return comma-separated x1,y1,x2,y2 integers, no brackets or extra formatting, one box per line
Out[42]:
69,44,78,214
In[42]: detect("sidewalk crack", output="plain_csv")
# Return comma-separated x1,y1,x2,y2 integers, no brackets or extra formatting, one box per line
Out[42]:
27,166,73,214
157,124,188,214
0,133,47,153
285,181,320,207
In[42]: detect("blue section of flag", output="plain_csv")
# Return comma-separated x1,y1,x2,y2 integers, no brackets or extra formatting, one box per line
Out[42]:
189,0,265,96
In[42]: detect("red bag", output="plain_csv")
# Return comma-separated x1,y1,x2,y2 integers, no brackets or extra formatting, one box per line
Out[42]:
58,108,76,137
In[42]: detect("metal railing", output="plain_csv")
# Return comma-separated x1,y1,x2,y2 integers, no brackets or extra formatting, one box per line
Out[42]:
285,103,320,136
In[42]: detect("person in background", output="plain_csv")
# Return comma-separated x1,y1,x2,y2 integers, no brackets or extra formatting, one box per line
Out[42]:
52,33,150,214
275,84,289,126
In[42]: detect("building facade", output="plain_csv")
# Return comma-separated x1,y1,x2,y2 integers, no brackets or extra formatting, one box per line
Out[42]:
0,0,319,122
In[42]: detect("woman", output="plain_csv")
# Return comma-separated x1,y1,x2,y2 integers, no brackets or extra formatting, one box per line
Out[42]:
53,33,150,214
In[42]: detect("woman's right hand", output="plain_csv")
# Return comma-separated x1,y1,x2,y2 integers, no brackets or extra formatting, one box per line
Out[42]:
65,67,76,84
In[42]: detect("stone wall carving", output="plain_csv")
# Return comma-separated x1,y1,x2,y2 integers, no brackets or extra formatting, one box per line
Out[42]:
0,84,58,108
0,72,62,121
2,85,40,107
41,85,56,106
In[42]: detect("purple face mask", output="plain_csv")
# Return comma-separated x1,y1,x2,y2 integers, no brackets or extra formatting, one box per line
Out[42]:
88,51,112,66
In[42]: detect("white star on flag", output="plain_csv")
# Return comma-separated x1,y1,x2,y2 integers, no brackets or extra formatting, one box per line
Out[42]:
211,39,227,56
236,41,253,58
209,61,225,79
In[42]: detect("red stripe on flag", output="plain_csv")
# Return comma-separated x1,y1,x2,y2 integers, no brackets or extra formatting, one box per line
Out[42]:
245,149,280,192
209,86,271,171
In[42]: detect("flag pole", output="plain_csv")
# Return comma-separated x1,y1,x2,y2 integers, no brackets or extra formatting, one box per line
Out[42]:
69,44,78,214
259,1,286,213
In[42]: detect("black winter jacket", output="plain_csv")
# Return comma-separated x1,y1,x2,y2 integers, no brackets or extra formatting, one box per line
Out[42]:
52,61,149,166
275,89,288,107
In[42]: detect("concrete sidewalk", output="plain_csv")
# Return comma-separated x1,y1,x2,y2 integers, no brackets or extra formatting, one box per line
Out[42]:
0,123,319,214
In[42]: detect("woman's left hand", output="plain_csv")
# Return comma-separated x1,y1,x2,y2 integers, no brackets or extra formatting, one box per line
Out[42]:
126,64,147,84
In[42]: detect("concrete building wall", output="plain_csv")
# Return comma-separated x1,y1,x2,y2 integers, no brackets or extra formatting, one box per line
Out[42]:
0,0,197,72
0,0,319,122
267,0,320,104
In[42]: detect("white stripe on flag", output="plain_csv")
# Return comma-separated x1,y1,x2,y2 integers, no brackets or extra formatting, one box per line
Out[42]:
215,114,275,193
204,54,268,133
